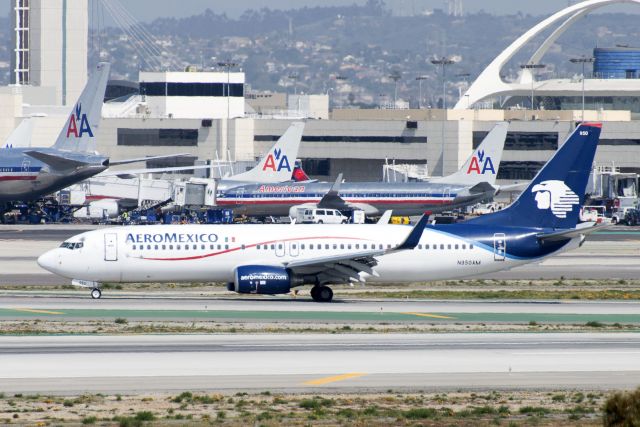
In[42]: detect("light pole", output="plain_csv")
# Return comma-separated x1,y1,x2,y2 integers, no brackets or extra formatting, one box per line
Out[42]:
389,71,401,108
520,63,546,118
218,61,238,160
288,72,299,95
415,75,428,109
431,57,455,109
570,56,595,122
431,57,455,176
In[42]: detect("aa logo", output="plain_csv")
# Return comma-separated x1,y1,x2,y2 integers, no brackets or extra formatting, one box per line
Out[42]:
531,180,579,218
466,149,496,175
262,148,291,172
66,103,94,138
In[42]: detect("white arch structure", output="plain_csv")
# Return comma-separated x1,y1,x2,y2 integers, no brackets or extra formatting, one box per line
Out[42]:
454,0,640,109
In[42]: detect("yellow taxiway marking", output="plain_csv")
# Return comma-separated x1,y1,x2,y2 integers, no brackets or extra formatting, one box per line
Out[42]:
13,308,64,315
304,372,366,386
402,312,455,320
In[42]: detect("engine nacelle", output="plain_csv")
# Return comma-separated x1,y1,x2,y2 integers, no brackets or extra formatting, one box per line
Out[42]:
228,265,292,295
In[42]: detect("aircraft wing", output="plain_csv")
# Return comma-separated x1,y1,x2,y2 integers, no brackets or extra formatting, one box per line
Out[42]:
536,222,610,243
98,164,213,178
25,150,91,170
282,214,428,283
317,173,349,209
108,153,192,166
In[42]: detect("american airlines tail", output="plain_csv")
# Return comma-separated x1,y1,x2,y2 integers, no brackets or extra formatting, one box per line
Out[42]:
2,116,35,148
226,122,305,183
431,121,508,186
468,122,602,230
52,62,111,154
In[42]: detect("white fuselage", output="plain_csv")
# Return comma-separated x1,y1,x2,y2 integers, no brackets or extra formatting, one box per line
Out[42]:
38,223,579,284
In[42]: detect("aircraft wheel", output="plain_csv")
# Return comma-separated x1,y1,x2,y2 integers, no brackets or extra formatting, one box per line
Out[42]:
312,285,333,303
91,288,102,299
317,220,323,224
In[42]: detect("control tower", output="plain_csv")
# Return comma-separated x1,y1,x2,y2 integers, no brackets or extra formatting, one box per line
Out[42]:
10,0,88,105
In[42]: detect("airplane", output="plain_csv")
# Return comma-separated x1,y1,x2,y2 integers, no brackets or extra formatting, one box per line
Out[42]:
0,62,187,208
68,122,305,219
213,121,509,217
38,122,603,301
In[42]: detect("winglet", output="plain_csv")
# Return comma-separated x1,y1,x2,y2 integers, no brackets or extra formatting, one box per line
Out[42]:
396,214,429,250
377,210,392,225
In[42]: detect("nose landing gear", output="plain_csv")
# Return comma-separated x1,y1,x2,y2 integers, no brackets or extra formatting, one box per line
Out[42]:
310,285,333,303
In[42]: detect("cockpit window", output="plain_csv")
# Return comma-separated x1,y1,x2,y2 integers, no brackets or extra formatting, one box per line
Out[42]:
60,242,83,250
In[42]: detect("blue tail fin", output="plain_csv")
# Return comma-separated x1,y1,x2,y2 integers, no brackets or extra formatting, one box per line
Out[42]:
468,123,601,229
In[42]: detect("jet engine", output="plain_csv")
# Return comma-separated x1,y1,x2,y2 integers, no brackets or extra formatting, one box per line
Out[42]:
228,265,293,295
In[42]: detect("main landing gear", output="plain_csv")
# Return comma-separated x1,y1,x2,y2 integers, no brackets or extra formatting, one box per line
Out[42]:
310,285,333,303
91,288,102,299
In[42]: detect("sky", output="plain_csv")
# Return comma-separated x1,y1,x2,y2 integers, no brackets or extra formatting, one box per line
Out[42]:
2,0,639,21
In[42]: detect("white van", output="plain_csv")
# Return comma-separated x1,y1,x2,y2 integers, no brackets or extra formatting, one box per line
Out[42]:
301,208,348,224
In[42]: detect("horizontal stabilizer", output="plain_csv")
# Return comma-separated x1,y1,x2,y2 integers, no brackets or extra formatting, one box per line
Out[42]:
377,210,393,225
98,164,213,178
108,153,192,167
536,222,609,243
25,150,89,170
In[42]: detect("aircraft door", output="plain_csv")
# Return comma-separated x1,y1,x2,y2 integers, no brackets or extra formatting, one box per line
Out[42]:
289,242,299,257
274,241,285,257
493,233,506,261
104,233,118,261
235,187,245,205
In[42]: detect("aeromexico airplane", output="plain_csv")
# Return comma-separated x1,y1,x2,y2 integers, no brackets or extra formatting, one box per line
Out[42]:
38,123,603,301
214,122,509,216
0,62,186,206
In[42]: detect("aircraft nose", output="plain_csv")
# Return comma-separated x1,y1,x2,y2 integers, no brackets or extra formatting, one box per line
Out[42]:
37,249,60,273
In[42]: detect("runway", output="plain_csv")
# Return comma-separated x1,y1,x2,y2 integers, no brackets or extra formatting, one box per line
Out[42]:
0,225,639,285
1,296,640,323
1,333,639,394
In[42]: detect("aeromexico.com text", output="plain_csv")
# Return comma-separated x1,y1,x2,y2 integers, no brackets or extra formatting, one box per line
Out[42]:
125,233,219,244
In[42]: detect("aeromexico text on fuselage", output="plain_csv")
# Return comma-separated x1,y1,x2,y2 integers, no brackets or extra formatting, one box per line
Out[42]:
216,181,489,215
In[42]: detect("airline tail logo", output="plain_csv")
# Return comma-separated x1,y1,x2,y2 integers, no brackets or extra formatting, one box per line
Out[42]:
66,103,94,138
531,180,579,218
262,147,291,172
466,150,496,175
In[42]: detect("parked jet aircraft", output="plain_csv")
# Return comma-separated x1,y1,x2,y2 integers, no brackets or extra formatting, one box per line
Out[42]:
0,62,186,206
214,122,509,217
38,123,602,301
67,122,305,219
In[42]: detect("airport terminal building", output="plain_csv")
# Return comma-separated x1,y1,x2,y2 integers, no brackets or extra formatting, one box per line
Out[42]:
3,0,640,193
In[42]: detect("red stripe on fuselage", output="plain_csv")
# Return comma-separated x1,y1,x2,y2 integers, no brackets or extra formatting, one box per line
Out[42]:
141,235,370,261
216,199,452,206
0,175,37,181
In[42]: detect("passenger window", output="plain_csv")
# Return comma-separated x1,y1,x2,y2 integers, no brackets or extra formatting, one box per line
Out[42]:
355,244,360,249
448,244,451,250
154,245,158,250
225,245,229,250
278,244,283,249
363,244,368,249
470,244,474,249
325,244,329,249
348,244,352,249
425,244,429,249
169,245,173,250
387,244,391,249
210,245,214,250
301,244,305,250
133,245,136,250
440,244,444,250
310,244,314,250
340,244,344,249
333,244,337,249
218,245,222,250
271,244,275,249
162,245,166,250
201,244,205,250
462,244,466,250
418,244,422,249
455,244,459,250
257,245,260,250
177,245,181,250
